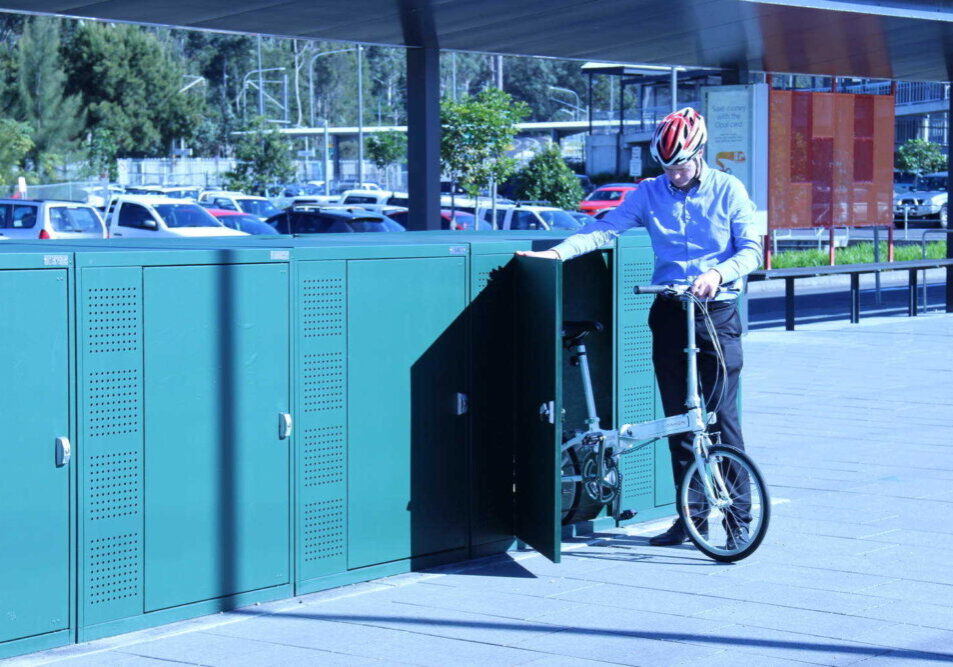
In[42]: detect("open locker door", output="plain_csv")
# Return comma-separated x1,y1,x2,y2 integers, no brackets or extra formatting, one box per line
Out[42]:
513,256,563,563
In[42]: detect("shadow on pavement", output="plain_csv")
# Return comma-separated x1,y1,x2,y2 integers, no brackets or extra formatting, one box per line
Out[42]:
222,609,953,662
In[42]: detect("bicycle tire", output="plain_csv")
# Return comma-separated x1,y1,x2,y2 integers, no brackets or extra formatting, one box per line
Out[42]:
561,445,581,525
676,445,770,562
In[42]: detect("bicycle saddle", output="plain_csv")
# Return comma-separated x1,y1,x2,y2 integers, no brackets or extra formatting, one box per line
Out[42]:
561,320,604,348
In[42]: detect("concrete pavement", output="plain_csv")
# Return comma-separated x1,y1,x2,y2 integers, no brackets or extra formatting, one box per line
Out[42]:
10,313,953,666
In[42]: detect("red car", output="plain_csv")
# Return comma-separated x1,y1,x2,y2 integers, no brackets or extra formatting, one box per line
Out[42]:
578,183,639,217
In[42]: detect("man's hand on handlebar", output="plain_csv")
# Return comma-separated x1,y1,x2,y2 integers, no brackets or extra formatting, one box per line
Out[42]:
690,269,722,299
515,249,560,260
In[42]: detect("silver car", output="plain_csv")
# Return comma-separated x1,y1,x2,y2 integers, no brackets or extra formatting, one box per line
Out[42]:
0,199,107,239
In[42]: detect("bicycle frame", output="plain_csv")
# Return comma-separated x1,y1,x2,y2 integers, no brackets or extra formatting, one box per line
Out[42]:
563,289,732,512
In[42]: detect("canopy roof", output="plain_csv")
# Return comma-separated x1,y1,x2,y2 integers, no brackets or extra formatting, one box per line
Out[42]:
1,0,952,81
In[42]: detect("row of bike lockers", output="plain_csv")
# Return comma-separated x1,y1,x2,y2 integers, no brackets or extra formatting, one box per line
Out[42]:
0,231,673,659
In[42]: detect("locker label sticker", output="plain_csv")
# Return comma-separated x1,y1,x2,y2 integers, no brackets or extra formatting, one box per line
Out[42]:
449,246,467,255
270,250,290,260
44,255,69,266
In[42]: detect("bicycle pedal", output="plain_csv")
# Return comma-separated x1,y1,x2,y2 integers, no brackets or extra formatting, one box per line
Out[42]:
616,510,636,521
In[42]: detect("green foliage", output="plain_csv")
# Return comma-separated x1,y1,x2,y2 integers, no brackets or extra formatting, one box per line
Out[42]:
515,144,584,209
223,117,296,195
15,17,85,180
84,126,119,181
0,117,33,185
62,22,206,157
440,88,530,197
771,242,945,269
896,139,946,175
365,131,406,170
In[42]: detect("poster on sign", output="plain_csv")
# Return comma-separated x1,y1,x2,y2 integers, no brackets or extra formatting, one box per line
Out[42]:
703,85,769,235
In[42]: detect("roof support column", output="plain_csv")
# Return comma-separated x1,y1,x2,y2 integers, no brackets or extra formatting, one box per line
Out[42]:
406,46,441,230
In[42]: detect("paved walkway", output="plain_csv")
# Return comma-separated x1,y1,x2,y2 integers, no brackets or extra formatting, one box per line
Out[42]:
12,314,953,666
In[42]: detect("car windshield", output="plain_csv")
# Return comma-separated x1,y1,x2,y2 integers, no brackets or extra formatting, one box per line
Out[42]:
153,204,221,228
539,210,583,230
50,207,102,233
914,176,948,191
585,188,625,201
237,198,281,218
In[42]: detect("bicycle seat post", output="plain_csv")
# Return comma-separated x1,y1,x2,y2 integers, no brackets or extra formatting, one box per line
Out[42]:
573,342,601,432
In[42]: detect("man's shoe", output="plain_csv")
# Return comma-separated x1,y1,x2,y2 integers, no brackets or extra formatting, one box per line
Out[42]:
649,520,688,546
649,519,707,546
725,524,750,551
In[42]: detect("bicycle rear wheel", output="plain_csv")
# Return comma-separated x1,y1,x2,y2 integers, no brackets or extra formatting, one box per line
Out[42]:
676,445,770,562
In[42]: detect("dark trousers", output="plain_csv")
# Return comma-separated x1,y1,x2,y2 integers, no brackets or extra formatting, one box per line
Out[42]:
648,297,747,524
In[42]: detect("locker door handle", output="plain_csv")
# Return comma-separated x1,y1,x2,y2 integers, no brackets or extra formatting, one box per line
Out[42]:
539,401,555,425
278,413,293,440
55,437,71,467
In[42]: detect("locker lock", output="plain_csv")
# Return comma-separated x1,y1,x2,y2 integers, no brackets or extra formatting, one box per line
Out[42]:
55,437,71,467
279,413,293,440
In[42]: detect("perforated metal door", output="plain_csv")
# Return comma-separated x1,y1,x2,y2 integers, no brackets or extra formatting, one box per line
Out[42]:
296,261,347,581
615,245,665,511
79,267,145,627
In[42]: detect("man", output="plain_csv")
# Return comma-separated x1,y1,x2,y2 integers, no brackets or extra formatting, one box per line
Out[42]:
518,107,762,547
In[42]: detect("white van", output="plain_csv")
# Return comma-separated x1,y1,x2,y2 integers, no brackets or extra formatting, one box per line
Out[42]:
107,196,247,238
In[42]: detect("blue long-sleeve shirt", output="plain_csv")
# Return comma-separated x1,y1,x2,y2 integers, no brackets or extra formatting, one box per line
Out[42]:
552,163,763,297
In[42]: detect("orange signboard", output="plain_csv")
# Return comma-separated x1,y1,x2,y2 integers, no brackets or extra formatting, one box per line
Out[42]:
769,90,894,229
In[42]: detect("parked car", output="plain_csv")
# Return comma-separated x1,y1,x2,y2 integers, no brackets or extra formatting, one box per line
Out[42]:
266,206,403,234
479,203,585,231
125,185,201,199
578,183,638,216
106,195,247,238
894,171,947,228
318,205,407,232
440,209,492,231
198,190,282,221
569,211,596,226
576,174,596,195
339,189,410,210
206,209,281,235
0,199,107,239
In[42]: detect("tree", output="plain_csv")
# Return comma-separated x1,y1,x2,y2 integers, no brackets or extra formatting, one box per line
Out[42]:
440,88,530,198
896,138,946,175
366,130,406,188
0,118,33,185
515,144,584,209
15,17,85,180
62,22,205,157
223,117,296,195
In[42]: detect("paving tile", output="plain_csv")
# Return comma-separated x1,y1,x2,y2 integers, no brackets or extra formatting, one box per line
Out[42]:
205,613,552,666
847,624,953,656
115,632,382,666
35,654,186,666
368,581,585,621
692,601,898,642
703,623,891,665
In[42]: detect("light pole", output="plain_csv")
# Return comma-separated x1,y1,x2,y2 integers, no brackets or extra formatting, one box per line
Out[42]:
308,47,356,128
548,85,584,121
357,45,364,185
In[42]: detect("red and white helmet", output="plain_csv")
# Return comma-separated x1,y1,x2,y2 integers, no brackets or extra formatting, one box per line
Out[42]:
650,107,707,168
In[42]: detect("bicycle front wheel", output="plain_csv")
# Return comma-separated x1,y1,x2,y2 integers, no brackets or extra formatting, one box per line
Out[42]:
677,445,770,562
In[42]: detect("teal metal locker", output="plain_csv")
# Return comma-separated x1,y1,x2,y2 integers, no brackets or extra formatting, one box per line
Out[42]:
68,245,293,642
0,249,74,660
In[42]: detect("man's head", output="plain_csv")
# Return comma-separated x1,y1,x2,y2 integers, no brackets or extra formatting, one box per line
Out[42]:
650,107,707,169
662,156,703,190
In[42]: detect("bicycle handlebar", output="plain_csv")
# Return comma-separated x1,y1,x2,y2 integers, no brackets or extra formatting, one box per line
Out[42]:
632,285,677,295
633,284,743,298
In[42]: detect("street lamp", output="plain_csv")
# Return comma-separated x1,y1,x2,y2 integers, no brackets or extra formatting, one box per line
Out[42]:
308,47,356,128
548,85,585,121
